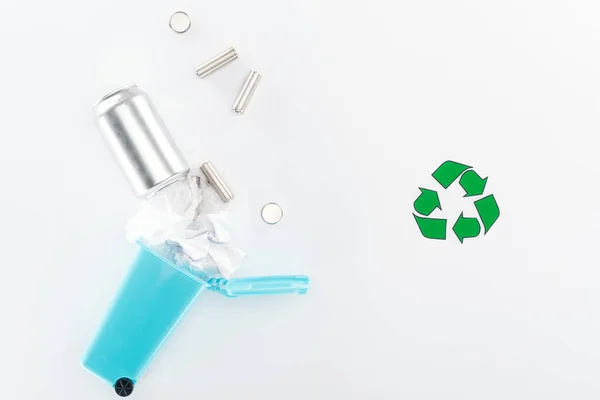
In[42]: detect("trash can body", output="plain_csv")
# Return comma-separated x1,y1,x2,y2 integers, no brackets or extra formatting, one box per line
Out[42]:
83,246,206,385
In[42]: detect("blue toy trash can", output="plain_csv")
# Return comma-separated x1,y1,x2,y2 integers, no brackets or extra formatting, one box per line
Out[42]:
83,245,309,396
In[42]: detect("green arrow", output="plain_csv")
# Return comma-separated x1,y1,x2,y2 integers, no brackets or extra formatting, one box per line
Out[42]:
459,170,488,197
474,194,500,234
413,188,441,216
413,214,447,240
452,213,481,243
432,161,471,188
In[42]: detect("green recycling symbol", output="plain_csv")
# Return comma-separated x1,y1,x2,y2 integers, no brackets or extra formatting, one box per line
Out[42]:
413,161,500,243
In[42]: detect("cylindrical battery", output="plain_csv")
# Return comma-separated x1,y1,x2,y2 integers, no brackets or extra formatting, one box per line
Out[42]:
195,48,238,78
233,71,261,114
93,85,189,198
200,161,234,202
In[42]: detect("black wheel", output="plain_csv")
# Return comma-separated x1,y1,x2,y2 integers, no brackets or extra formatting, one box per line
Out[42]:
114,378,134,397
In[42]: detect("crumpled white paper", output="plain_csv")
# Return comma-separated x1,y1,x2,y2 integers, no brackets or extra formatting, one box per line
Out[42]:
125,168,245,278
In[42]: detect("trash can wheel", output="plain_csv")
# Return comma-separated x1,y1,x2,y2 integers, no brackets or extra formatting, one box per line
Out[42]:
114,378,134,397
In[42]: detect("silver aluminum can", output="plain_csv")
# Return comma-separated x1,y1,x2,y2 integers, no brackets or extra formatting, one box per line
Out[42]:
93,85,189,198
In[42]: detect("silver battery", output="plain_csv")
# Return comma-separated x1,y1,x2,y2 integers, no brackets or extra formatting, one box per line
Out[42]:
93,85,189,198
233,71,261,114
200,162,234,202
196,48,238,78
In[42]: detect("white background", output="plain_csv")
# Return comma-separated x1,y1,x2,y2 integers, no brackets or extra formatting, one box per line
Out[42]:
1,0,600,399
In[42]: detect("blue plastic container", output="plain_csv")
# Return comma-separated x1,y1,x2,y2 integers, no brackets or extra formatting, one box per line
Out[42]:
83,245,309,393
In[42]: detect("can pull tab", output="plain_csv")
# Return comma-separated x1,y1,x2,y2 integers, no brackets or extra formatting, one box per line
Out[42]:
207,275,309,298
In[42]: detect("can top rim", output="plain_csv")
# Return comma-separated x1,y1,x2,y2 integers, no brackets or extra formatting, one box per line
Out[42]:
93,84,139,113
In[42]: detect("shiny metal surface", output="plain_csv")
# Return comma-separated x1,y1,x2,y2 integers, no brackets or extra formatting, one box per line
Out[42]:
233,70,261,114
169,11,191,33
93,85,189,198
199,162,234,203
261,203,283,224
195,48,238,78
